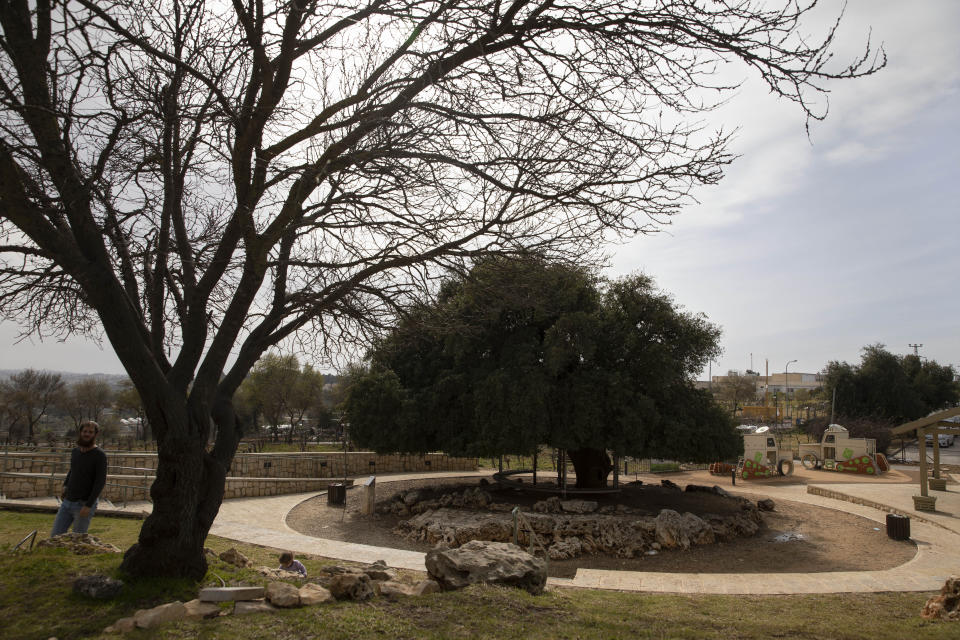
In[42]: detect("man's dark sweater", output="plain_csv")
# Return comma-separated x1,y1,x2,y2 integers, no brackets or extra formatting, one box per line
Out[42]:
63,447,108,507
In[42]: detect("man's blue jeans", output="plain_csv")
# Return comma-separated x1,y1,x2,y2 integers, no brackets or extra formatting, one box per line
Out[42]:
51,499,97,536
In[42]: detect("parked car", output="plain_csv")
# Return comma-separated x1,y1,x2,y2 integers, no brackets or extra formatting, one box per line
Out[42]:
925,432,955,447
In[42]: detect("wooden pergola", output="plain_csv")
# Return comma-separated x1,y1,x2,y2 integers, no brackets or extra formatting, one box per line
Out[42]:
891,406,960,511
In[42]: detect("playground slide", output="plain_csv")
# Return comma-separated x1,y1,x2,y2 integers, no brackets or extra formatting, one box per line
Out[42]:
875,453,889,473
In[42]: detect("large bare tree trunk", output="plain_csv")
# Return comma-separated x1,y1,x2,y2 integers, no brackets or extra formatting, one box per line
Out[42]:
119,394,238,580
567,447,613,489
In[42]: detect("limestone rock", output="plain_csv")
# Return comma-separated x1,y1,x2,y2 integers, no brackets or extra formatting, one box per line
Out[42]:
104,617,136,634
532,497,562,513
184,599,221,619
134,601,187,629
266,581,301,607
378,580,417,598
73,575,123,599
328,572,375,601
654,509,714,550
413,579,441,595
234,600,277,615
402,490,422,506
921,576,960,620
547,537,582,560
219,547,250,567
299,583,334,605
363,560,396,581
560,499,598,514
425,540,547,595
757,499,776,512
198,586,266,602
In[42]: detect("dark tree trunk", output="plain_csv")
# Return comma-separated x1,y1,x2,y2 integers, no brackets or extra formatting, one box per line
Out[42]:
567,447,613,489
119,408,230,580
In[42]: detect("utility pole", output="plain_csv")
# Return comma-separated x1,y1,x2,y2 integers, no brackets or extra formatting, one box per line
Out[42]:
908,343,923,357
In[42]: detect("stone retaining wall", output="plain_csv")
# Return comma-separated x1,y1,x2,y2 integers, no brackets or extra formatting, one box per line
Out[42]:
805,485,946,530
1,451,477,478
0,472,347,501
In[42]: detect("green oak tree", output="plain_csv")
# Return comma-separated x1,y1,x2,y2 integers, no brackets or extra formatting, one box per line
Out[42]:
345,257,739,487
824,344,958,424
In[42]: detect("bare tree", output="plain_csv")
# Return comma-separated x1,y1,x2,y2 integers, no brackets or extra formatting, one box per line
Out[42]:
61,377,114,430
0,0,882,578
713,370,760,416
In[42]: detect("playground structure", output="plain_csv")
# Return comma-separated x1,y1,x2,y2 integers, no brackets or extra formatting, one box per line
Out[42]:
736,427,794,479
798,424,888,475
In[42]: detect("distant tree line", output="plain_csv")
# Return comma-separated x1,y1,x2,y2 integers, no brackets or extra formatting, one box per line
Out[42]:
801,344,959,453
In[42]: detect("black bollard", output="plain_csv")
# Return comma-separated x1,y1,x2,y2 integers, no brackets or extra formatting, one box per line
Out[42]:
731,468,736,486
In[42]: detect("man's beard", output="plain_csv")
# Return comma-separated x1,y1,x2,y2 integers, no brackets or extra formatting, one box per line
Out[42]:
77,435,95,448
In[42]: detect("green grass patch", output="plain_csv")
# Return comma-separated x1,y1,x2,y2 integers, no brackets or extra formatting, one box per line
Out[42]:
0,511,954,640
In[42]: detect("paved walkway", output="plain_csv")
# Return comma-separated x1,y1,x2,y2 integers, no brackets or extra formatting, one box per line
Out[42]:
6,467,960,594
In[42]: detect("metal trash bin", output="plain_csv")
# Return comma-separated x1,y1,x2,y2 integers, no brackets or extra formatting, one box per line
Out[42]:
886,513,910,540
327,483,346,505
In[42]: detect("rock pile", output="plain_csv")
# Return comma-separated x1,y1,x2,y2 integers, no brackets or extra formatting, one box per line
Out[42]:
921,576,960,621
396,492,762,560
103,559,445,633
37,533,122,554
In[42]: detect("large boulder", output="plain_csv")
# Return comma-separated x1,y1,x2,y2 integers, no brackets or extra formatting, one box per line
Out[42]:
921,576,960,621
73,575,123,599
425,540,547,595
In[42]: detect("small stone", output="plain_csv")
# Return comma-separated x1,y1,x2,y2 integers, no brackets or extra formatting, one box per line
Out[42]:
234,600,277,615
104,617,136,634
299,583,334,605
184,599,221,619
73,575,124,599
219,548,250,567
757,499,776,512
266,581,301,607
328,572,375,601
413,579,441,596
198,586,266,602
134,601,187,629
378,580,416,598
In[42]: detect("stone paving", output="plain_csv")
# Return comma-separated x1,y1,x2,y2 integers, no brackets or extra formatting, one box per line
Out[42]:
5,467,960,594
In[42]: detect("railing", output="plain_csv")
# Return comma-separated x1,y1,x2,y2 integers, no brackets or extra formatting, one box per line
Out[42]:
511,507,549,573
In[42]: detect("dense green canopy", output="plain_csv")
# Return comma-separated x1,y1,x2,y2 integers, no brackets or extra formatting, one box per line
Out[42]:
824,345,958,423
345,257,739,486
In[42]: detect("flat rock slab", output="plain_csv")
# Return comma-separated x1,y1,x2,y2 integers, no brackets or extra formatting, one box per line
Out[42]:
234,600,278,615
199,586,266,602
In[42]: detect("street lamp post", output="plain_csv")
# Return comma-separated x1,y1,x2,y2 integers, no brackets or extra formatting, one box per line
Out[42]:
785,359,797,427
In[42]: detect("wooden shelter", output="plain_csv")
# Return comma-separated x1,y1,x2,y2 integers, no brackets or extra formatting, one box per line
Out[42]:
891,407,960,511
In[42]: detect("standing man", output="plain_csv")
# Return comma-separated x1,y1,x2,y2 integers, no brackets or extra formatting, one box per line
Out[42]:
51,421,107,536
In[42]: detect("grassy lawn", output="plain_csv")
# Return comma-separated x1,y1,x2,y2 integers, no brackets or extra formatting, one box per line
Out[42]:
0,511,954,640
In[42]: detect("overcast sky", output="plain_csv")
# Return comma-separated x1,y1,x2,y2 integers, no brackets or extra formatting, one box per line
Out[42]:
2,1,958,380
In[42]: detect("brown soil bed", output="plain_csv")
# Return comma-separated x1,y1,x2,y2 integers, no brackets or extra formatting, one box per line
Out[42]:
285,477,916,578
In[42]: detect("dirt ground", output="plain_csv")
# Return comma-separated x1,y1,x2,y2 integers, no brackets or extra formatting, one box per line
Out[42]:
285,476,917,578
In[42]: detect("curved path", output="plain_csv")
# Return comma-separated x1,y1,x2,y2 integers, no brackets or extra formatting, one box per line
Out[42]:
208,467,960,594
